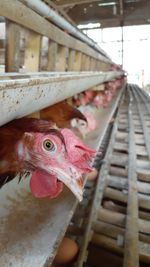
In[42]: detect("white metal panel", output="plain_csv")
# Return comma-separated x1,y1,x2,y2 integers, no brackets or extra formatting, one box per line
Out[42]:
0,71,123,126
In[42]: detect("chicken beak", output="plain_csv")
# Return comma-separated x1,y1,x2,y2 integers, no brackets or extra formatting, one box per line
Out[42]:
47,166,84,202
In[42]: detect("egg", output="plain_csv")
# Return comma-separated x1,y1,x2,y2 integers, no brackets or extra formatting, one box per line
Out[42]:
86,168,98,181
54,237,79,265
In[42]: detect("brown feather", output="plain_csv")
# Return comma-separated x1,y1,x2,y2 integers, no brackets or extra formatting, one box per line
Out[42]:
40,100,87,127
0,118,61,187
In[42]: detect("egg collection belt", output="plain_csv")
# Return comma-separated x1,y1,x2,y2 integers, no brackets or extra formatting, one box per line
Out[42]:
68,84,150,267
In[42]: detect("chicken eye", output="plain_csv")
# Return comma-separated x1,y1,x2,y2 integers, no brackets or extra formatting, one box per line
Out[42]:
43,139,55,151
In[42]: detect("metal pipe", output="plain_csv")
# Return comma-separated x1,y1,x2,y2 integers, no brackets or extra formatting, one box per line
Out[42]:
44,0,75,25
20,0,111,60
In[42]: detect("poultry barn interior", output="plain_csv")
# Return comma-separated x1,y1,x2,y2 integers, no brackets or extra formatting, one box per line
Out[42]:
0,1,150,267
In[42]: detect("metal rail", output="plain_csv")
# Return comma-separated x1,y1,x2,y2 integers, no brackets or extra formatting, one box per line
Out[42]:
123,86,139,267
131,85,150,159
71,84,150,266
0,71,123,126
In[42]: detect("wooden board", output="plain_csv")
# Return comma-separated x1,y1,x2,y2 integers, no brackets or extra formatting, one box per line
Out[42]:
5,20,20,72
0,0,110,63
24,31,41,72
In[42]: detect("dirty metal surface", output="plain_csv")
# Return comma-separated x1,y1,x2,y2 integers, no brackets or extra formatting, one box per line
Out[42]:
0,71,123,126
0,178,76,267
0,89,123,267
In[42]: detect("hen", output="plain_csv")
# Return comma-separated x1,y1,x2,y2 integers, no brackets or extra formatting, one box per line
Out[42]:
40,100,86,128
71,106,97,137
0,118,95,201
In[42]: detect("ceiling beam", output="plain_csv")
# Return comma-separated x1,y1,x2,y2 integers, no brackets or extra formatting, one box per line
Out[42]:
71,9,150,28
67,4,115,23
65,0,150,26
124,0,150,17
54,0,105,8
100,18,150,28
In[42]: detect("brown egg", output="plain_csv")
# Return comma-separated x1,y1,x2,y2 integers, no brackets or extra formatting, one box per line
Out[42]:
54,237,79,265
86,168,98,181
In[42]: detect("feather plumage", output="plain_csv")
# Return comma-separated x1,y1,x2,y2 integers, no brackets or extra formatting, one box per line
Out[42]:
40,100,87,127
0,117,95,201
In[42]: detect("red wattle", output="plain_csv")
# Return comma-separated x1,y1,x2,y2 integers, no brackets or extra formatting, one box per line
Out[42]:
30,170,63,199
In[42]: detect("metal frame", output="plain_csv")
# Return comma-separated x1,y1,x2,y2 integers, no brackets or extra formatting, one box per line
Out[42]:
0,71,123,126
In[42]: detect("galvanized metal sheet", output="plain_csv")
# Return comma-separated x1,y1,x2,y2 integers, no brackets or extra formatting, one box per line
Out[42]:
0,176,77,267
0,71,123,126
